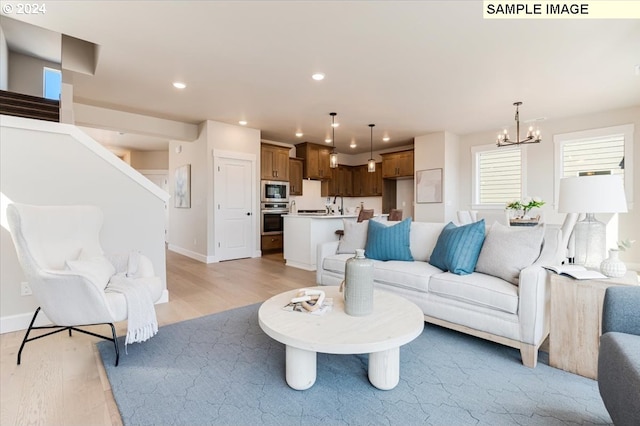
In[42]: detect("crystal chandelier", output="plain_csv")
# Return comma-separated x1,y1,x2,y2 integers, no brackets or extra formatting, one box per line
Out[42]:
496,102,541,147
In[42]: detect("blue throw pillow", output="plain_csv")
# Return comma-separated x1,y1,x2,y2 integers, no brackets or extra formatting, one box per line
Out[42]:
429,219,485,275
365,218,413,261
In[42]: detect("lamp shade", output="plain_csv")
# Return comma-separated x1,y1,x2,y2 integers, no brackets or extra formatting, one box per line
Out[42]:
558,175,627,214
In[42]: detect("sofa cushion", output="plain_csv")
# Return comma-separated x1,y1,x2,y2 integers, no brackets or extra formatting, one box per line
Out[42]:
475,222,545,285
374,260,442,293
337,219,369,254
322,253,355,275
429,220,485,275
429,272,519,314
409,222,446,262
365,218,413,261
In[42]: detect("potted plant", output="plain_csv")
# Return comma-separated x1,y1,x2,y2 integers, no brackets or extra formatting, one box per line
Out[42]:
506,196,545,225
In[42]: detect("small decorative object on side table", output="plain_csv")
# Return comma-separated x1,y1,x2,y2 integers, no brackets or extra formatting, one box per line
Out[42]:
601,239,635,278
506,196,544,226
549,270,639,379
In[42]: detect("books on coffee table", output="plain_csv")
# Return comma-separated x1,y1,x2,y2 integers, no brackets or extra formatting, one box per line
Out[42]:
544,265,608,280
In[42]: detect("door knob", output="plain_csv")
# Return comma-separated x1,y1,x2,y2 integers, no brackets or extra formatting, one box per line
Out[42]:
246,212,251,216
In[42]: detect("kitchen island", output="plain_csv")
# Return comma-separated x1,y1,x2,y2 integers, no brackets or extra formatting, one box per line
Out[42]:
283,214,358,271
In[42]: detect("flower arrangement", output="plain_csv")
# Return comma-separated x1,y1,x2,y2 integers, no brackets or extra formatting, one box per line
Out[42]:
617,239,636,251
506,196,545,220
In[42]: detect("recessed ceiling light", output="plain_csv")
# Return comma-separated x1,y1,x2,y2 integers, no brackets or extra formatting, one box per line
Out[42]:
325,138,332,143
382,136,390,142
312,73,325,81
173,82,186,89
295,132,303,138
239,120,247,126
350,141,357,148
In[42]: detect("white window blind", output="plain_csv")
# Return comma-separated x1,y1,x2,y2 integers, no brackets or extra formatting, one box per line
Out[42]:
562,134,625,178
477,148,521,204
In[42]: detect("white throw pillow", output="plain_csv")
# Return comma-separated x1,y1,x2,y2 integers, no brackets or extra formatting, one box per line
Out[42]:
475,221,545,285
66,255,116,290
337,220,369,254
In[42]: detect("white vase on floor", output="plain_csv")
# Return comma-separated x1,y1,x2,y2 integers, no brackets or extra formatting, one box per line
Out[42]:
600,249,626,278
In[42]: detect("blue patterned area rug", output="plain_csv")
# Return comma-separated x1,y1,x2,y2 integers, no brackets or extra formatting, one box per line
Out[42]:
98,304,611,426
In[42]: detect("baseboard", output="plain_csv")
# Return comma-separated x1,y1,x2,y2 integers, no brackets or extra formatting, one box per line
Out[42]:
0,310,52,334
168,244,211,263
1,290,170,334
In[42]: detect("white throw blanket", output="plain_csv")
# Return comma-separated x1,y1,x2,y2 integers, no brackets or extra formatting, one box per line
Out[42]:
107,274,158,348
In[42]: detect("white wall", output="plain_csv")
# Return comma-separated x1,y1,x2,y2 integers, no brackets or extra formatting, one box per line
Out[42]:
167,120,261,263
414,132,447,222
167,123,209,261
1,116,169,333
131,150,168,170
7,51,60,97
456,106,640,267
0,25,8,90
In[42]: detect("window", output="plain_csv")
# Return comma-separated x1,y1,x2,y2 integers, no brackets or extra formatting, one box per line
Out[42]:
43,68,61,100
472,145,524,207
554,124,634,206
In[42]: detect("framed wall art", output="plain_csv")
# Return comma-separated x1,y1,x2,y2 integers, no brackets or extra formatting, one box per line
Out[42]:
174,164,191,208
416,168,443,203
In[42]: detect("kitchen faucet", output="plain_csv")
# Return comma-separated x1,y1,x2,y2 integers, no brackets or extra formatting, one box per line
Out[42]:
333,195,344,215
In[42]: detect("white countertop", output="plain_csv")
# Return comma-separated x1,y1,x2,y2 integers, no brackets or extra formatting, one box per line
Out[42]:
284,213,358,219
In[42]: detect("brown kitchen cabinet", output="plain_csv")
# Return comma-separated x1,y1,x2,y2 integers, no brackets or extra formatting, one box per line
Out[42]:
261,234,283,251
381,150,414,178
261,144,290,181
289,158,303,195
295,142,332,179
352,164,382,196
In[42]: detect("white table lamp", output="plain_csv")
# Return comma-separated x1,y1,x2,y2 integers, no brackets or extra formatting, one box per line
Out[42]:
558,175,627,267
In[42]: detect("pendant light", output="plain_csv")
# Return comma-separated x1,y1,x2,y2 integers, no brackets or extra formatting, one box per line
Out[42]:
367,124,376,173
329,112,338,168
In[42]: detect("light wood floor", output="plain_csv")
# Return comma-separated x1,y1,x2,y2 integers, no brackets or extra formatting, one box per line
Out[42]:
0,250,316,426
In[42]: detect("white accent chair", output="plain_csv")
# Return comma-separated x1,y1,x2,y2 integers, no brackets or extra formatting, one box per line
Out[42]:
6,203,163,366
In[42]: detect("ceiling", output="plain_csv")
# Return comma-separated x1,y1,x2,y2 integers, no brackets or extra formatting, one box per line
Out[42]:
2,1,639,153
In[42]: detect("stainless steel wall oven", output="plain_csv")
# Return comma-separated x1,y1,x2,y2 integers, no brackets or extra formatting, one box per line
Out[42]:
261,202,289,235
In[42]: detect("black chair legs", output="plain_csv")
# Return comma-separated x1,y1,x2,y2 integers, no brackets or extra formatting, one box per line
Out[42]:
17,307,120,366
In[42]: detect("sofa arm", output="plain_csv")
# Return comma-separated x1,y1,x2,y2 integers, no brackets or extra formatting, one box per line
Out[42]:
316,241,340,284
517,264,550,346
602,286,640,336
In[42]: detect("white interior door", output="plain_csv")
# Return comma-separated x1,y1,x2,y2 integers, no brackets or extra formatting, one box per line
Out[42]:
214,154,254,261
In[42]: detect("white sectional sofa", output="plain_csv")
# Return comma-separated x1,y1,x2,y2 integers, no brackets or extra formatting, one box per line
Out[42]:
316,220,566,368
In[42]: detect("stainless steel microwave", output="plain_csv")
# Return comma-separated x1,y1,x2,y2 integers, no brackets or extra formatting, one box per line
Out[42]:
261,180,289,203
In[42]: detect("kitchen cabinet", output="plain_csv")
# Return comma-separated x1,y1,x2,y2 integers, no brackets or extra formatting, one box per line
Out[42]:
381,150,414,178
261,234,283,251
295,142,332,179
289,158,303,195
261,144,290,181
327,165,353,196
352,164,382,196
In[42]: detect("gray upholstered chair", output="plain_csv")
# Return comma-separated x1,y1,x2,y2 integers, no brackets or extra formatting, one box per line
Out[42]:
598,285,640,426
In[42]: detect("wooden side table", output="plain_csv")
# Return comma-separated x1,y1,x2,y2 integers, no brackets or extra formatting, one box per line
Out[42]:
549,270,638,379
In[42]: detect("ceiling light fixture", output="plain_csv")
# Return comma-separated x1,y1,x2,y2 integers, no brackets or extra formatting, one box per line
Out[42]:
295,131,303,138
497,102,541,147
368,124,376,173
239,120,247,126
172,82,186,89
329,112,338,168
382,136,390,142
350,140,357,149
312,73,325,81
325,138,332,143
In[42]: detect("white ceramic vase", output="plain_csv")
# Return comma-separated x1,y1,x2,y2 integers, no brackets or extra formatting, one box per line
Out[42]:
343,249,374,316
600,249,626,278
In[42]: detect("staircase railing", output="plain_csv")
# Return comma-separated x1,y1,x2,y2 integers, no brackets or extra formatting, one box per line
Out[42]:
0,90,60,122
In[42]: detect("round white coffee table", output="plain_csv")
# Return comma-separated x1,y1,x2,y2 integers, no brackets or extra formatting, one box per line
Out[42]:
258,286,424,390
